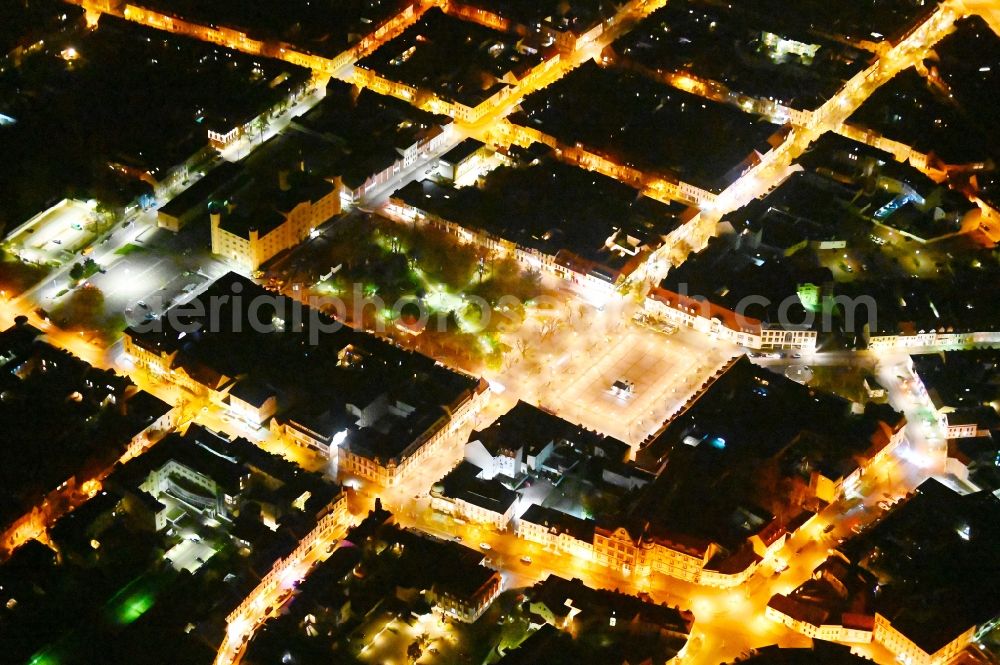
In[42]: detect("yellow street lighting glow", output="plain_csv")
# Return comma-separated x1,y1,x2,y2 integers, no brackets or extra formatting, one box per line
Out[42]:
227,616,251,637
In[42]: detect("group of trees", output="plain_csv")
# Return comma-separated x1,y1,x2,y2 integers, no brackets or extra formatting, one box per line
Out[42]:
303,214,555,372
68,257,99,281
52,284,125,343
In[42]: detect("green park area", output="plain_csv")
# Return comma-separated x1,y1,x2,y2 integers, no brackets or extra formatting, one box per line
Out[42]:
281,215,558,372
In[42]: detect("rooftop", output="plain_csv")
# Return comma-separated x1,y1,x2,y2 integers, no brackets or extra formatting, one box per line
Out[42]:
839,265,1000,336
217,167,336,239
460,0,614,35
511,61,781,191
925,15,1000,207
612,0,871,110
393,156,685,276
227,377,276,409
531,573,694,636
848,67,992,164
657,233,819,330
49,488,123,552
0,0,83,63
913,350,1000,412
632,358,902,553
925,16,1000,163
743,133,974,243
395,528,499,600
125,273,481,465
290,78,451,190
0,321,169,532
767,553,877,631
671,131,991,340
520,504,596,543
0,14,308,227
110,424,339,514
440,137,487,166
497,622,686,665
841,479,1000,655
157,162,244,220
132,0,405,58
471,400,630,462
435,460,518,514
358,7,546,108
721,0,937,44
736,643,873,664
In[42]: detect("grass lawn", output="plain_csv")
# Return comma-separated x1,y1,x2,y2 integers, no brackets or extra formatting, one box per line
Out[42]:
115,243,147,256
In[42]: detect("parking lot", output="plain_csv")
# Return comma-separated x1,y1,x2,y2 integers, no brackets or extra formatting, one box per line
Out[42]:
34,210,229,329
6,198,99,265
164,533,218,573
109,261,216,327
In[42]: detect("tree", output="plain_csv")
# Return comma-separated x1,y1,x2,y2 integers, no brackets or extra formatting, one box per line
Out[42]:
69,258,98,282
94,202,119,235
540,317,562,341
524,268,542,290
254,113,269,144
55,285,106,334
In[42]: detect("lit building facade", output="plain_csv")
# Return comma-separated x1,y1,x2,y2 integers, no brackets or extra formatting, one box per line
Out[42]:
432,569,503,623
873,614,974,665
210,170,340,272
337,379,490,488
644,286,819,351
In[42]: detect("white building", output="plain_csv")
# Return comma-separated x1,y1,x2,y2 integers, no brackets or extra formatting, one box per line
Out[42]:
210,168,340,272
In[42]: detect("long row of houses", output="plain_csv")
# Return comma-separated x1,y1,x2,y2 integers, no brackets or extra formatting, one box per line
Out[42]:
122,273,490,490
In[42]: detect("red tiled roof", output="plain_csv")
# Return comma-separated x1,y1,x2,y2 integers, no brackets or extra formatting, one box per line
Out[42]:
649,285,762,334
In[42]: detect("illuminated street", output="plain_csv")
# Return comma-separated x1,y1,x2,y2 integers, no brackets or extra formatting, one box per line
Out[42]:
2,0,1000,664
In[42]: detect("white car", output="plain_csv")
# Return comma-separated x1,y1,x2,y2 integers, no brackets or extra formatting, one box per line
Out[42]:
479,542,491,551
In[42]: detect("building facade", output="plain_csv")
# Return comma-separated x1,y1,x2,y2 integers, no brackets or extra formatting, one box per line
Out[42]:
644,286,819,351
337,379,491,488
210,171,340,272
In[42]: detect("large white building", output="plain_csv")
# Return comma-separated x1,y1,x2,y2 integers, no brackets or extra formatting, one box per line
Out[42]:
210,168,340,272
430,461,518,531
